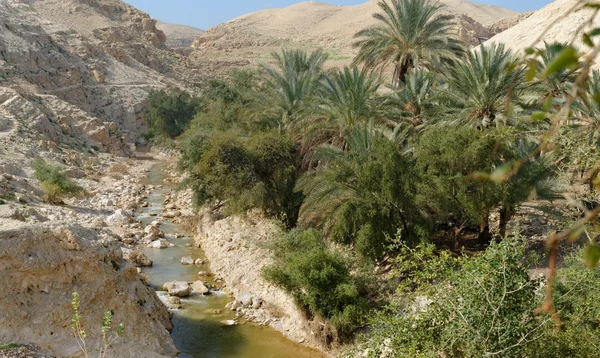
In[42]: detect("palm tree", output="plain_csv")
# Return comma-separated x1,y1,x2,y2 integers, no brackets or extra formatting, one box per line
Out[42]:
296,66,380,150
259,48,328,129
297,123,428,260
534,42,577,101
382,68,444,146
353,0,464,87
447,43,524,127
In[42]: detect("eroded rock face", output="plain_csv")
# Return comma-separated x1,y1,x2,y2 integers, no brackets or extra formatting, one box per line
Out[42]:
0,223,177,358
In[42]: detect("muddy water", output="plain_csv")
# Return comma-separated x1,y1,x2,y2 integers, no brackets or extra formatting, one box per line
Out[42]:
138,163,320,358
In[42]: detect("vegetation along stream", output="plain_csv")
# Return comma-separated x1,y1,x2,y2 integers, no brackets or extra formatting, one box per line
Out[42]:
137,163,318,358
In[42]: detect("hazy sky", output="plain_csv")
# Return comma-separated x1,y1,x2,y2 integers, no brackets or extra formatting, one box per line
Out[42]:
124,0,555,30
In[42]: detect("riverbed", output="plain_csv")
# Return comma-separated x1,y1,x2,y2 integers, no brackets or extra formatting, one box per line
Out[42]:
137,163,320,358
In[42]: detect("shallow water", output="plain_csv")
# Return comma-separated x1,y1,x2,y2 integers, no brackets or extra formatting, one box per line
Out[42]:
138,162,320,358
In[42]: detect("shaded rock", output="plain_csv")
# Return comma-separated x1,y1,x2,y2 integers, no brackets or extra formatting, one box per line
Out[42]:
121,248,153,267
191,280,209,295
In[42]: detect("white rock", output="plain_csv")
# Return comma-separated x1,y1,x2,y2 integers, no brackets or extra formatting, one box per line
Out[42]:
194,258,204,266
236,292,254,307
147,239,169,249
221,320,237,326
180,256,194,265
163,281,191,297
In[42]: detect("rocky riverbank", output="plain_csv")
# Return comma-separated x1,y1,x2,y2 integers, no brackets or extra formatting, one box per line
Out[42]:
193,210,322,350
0,151,182,357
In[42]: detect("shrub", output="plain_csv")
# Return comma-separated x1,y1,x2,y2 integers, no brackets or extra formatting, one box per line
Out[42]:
32,158,84,204
358,237,547,357
263,229,368,341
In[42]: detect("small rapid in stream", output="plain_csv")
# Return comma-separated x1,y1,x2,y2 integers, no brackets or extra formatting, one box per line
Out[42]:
136,163,319,358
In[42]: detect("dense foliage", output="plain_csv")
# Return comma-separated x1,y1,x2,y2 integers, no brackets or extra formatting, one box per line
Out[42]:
143,88,201,139
146,0,600,348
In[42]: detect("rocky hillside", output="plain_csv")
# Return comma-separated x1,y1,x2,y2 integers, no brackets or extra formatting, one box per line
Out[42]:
187,0,518,75
157,21,205,48
0,0,199,152
486,0,599,53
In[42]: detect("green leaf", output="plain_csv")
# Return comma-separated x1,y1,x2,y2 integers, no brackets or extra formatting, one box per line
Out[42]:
489,162,515,184
583,33,594,48
544,46,579,77
583,244,600,268
530,112,547,121
525,59,538,81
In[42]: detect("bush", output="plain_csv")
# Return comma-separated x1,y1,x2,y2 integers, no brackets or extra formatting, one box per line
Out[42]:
32,158,84,203
358,237,547,357
263,229,368,341
182,131,302,228
143,88,200,139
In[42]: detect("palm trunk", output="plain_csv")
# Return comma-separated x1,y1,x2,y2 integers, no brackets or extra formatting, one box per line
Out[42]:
478,213,491,246
498,206,513,239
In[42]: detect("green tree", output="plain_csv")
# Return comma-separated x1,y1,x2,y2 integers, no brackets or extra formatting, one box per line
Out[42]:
447,43,524,127
353,0,464,86
298,124,428,260
143,88,200,139
356,238,549,358
417,126,555,242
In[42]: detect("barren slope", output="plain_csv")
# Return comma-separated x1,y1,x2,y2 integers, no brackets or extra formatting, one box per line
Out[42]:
486,0,599,54
188,0,518,75
157,21,205,48
0,0,202,151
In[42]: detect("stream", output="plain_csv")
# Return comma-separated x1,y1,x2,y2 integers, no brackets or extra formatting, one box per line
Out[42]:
136,163,319,358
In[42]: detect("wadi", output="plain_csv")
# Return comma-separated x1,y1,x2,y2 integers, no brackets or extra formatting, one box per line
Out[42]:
1,0,600,357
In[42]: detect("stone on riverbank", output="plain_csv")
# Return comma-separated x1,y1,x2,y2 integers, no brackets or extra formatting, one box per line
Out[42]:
180,256,194,265
163,281,191,297
191,281,210,295
147,239,169,249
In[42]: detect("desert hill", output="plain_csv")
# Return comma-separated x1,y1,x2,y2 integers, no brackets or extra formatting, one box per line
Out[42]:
157,21,205,48
486,0,599,54
187,0,519,75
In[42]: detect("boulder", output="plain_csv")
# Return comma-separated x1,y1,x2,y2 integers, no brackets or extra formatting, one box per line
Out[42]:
106,209,133,226
163,281,191,297
236,292,254,307
194,258,204,266
144,225,160,236
147,239,169,249
221,320,237,326
251,297,263,309
121,248,153,267
191,281,210,295
180,256,194,265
